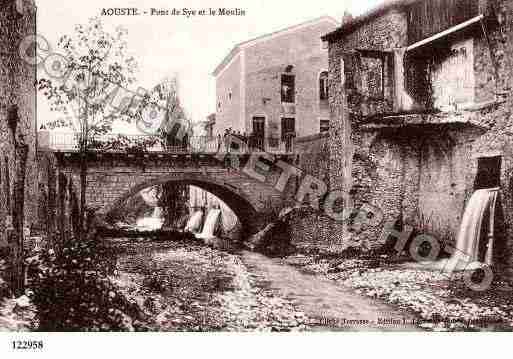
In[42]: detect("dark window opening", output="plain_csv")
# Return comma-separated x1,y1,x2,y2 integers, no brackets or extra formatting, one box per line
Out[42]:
320,119,329,133
281,74,295,103
251,117,265,150
281,117,295,139
281,117,295,152
319,71,329,101
474,156,501,190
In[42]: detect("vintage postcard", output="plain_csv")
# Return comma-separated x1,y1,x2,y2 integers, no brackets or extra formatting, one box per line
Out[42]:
0,0,512,355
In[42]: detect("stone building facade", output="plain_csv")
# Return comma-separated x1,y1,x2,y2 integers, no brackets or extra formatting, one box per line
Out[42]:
212,17,338,146
321,0,513,270
0,0,38,241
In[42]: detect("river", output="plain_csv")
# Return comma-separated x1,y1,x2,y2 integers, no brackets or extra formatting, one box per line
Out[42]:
108,238,420,331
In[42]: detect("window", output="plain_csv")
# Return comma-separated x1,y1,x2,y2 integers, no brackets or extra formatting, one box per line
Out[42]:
281,74,295,103
205,124,214,139
281,117,295,152
475,156,501,190
281,117,295,140
252,117,265,138
320,39,329,50
228,91,232,100
319,71,329,101
320,119,329,133
251,117,266,150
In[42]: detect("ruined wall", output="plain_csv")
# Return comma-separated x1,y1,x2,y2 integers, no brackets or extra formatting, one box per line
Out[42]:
326,9,409,250
0,0,38,242
295,133,330,182
325,0,513,256
287,133,347,252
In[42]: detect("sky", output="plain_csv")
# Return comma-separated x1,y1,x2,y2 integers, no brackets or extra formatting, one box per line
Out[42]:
36,0,383,131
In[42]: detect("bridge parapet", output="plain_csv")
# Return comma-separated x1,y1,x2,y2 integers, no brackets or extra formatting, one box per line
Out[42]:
38,131,296,155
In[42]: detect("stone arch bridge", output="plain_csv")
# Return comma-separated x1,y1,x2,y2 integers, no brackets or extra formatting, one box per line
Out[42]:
48,149,296,235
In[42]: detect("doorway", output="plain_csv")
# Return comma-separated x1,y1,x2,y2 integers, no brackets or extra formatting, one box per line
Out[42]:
474,156,502,264
474,156,501,190
281,117,295,152
252,116,265,150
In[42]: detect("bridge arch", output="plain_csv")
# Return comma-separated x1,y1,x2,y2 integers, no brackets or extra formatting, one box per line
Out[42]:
52,151,291,236
102,172,263,235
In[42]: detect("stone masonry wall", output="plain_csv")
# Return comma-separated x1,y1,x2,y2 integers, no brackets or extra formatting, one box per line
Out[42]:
327,9,409,251
326,0,513,259
287,133,348,252
243,20,336,138
215,55,242,135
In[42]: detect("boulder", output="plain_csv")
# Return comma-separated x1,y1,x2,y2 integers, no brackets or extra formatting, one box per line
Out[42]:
246,221,294,257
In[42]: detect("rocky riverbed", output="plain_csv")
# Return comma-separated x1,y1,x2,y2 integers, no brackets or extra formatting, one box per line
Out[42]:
7,237,509,332
110,240,310,331
108,239,421,331
283,253,513,331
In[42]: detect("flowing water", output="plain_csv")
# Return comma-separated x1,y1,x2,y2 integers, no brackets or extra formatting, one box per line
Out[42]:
185,210,204,233
449,188,499,267
196,209,221,239
136,207,164,231
413,188,499,271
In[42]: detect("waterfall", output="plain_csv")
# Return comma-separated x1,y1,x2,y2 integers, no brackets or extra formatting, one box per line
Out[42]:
219,201,238,232
136,206,164,231
447,188,499,269
451,188,498,264
184,210,204,233
411,188,499,271
196,209,221,239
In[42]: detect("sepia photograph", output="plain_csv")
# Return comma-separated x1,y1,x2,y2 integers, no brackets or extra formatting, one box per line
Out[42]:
0,0,513,356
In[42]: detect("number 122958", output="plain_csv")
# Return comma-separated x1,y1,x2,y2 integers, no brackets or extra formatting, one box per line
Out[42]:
12,340,44,350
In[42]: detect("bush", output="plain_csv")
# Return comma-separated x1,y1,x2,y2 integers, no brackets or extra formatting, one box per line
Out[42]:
27,233,143,331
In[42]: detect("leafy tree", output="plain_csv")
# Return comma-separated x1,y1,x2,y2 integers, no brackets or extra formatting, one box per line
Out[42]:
149,77,192,228
38,18,155,235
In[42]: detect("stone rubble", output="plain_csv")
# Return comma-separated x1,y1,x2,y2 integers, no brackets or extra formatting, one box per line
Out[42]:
112,241,309,331
285,254,513,331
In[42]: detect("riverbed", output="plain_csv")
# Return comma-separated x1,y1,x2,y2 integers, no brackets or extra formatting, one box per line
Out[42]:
108,239,420,331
